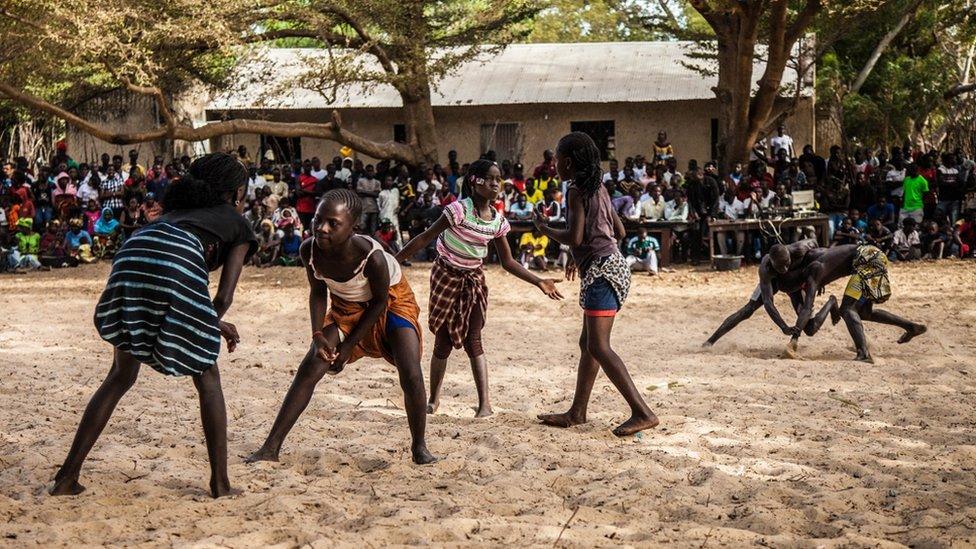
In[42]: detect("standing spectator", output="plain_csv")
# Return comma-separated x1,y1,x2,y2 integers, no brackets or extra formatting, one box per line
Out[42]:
851,171,877,213
652,131,674,166
100,165,125,218
356,164,381,234
936,153,962,222
769,124,795,158
309,157,327,181
900,163,928,223
867,196,897,230
378,176,402,248
532,149,557,180
799,144,826,184
295,160,319,232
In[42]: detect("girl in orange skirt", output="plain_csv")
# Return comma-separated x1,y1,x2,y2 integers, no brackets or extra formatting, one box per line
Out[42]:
249,189,435,465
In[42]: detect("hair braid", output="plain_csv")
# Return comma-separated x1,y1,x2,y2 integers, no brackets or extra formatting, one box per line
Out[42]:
321,188,363,221
556,132,603,200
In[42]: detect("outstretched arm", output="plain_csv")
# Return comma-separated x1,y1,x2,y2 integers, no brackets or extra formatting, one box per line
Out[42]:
395,213,449,263
759,260,793,335
534,187,584,247
493,235,563,299
792,265,824,334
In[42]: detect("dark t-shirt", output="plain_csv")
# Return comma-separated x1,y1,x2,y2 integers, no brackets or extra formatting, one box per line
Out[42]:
159,204,257,271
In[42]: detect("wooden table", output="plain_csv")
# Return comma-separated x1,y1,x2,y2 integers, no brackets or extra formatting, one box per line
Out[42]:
509,219,686,267
706,214,831,258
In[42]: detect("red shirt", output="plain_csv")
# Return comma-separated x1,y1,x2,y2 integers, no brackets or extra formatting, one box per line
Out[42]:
296,174,318,214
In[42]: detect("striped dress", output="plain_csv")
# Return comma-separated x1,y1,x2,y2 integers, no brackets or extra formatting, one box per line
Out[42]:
428,199,510,348
94,222,222,376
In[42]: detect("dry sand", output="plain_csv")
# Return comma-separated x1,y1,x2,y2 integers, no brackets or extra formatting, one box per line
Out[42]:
1,259,975,546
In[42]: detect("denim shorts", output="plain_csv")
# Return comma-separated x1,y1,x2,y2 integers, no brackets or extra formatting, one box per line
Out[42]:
582,277,621,316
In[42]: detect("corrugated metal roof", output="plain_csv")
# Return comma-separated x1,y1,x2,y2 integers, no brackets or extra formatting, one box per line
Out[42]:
209,41,808,111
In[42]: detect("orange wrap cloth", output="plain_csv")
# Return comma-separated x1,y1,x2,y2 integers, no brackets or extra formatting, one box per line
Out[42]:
323,277,422,365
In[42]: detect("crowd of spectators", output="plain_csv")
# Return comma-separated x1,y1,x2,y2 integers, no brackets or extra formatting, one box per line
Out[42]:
2,127,974,275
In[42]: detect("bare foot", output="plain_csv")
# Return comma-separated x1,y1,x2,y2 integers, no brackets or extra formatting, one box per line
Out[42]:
898,324,927,344
830,303,841,325
245,447,280,463
647,271,657,276
412,445,438,465
473,406,493,418
612,412,660,437
210,479,241,499
855,352,874,364
49,477,85,496
537,411,586,428
783,338,799,359
426,400,439,414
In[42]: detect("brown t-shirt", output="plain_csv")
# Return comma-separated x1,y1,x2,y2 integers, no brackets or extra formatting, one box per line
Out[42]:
569,183,619,272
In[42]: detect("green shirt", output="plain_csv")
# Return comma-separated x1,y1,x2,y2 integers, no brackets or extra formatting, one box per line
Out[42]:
15,232,40,255
902,175,928,212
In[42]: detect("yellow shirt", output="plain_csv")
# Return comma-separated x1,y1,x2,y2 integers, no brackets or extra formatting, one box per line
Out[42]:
519,232,549,257
524,188,544,205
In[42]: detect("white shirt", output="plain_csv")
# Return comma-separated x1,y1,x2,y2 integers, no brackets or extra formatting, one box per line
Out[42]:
415,179,442,194
78,180,100,204
769,134,794,158
718,197,737,219
336,167,352,183
759,189,776,208
733,197,755,218
309,168,328,181
602,171,624,183
664,200,688,221
378,188,400,220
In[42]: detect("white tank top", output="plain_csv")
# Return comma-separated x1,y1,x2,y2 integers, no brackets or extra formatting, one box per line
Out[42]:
313,236,402,302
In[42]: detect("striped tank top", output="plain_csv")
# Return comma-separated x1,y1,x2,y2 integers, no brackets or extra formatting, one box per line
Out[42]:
436,197,511,270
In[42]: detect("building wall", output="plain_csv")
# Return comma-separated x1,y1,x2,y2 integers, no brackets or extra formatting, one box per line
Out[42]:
69,94,815,169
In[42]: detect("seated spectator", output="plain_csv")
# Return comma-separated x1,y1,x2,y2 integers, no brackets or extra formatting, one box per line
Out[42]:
664,190,689,221
40,219,66,263
273,198,302,236
625,227,660,275
864,219,894,253
8,218,42,271
507,193,533,221
774,184,793,208
831,217,861,247
277,222,303,266
524,179,545,205
252,219,280,267
951,210,976,258
518,228,549,271
118,198,145,240
640,185,666,221
537,188,562,220
374,218,401,253
83,199,101,234
890,218,921,261
140,192,162,223
63,217,95,263
849,208,867,232
920,220,950,259
612,187,642,221
94,206,123,258
866,196,897,230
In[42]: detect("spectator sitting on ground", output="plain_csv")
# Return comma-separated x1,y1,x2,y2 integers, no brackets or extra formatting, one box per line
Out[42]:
864,218,894,253
952,210,976,258
920,220,949,259
277,221,303,266
508,193,533,221
625,227,660,276
63,217,94,263
9,217,42,271
252,219,280,268
891,217,921,261
518,227,549,271
831,217,861,247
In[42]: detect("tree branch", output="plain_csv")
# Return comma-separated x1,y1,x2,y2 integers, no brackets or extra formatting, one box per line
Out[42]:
313,3,396,75
944,82,976,99
785,0,821,47
0,81,416,163
850,0,922,94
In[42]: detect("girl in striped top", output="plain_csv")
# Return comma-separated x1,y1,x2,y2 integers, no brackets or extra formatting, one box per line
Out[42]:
51,153,255,498
397,160,563,418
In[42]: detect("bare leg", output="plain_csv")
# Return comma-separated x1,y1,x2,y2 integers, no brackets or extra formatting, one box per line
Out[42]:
839,296,872,362
704,299,762,346
389,326,436,464
51,348,141,496
539,324,598,428
247,327,339,463
859,302,927,343
192,364,236,498
426,356,448,414
469,355,492,417
584,315,659,436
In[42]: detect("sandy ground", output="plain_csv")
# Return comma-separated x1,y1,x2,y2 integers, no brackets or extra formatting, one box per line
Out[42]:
1,258,975,547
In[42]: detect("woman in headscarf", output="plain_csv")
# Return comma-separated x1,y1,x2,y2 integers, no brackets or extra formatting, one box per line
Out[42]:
93,207,121,258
